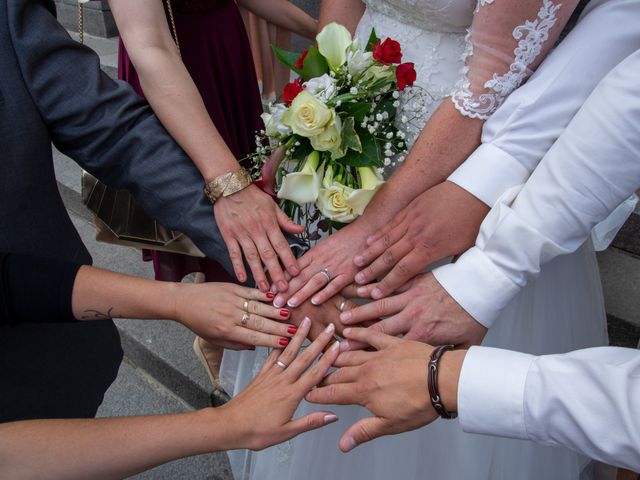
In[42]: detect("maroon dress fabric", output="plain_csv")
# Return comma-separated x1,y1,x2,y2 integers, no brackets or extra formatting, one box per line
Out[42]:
118,0,263,282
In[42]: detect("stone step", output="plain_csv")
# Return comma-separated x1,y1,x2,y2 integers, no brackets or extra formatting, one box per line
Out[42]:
612,204,640,257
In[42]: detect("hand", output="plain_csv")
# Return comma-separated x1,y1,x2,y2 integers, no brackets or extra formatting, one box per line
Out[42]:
353,181,489,299
273,222,372,308
340,273,487,348
306,328,466,452
219,317,341,451
288,295,360,341
215,184,304,292
174,283,298,350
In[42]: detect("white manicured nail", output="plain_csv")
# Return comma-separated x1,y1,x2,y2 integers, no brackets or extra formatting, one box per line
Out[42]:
324,414,338,424
324,323,335,334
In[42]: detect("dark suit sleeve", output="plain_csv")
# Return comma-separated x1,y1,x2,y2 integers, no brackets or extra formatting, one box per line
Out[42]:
0,253,80,326
6,0,233,274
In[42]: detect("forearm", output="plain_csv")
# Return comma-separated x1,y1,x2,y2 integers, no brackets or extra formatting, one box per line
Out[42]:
71,265,180,321
239,0,317,39
0,409,229,480
318,0,365,34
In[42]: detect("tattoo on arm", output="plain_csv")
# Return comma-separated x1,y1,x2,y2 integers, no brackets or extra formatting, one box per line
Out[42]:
81,307,121,320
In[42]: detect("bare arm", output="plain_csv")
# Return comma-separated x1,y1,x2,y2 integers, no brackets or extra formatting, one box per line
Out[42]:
318,0,366,34
239,0,318,39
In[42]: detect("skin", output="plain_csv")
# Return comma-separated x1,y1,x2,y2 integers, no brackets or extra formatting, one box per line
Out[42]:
239,0,318,39
307,327,466,452
108,0,305,292
0,320,341,479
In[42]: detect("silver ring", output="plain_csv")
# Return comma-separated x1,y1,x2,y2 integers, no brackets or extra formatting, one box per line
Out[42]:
241,312,250,327
320,268,331,282
243,300,250,313
338,300,347,312
276,360,288,369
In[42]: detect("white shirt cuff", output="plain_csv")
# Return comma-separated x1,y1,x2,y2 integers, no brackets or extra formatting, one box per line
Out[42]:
448,144,531,207
458,346,536,440
432,247,520,328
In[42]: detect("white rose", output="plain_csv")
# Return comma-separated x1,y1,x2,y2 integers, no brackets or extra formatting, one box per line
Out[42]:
261,103,292,137
316,22,352,71
277,151,322,206
281,91,334,138
310,115,343,157
346,42,374,77
304,74,338,103
361,64,395,85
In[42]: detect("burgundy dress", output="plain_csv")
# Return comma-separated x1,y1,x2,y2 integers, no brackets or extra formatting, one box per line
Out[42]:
118,0,264,282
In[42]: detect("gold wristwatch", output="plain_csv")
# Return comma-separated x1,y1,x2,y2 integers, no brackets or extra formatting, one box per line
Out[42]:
204,167,253,204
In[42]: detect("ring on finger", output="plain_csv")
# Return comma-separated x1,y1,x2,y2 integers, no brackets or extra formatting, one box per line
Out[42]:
240,312,250,328
276,360,288,369
320,268,331,283
243,300,250,313
338,300,347,312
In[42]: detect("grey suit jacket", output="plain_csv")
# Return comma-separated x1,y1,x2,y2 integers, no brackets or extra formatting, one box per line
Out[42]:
0,0,230,421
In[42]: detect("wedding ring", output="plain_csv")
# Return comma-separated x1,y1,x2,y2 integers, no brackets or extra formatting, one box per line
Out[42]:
276,360,288,369
320,268,331,283
338,300,347,312
243,300,250,313
241,312,250,328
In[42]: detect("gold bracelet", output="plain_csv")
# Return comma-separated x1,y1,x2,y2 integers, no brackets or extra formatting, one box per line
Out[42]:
204,167,253,204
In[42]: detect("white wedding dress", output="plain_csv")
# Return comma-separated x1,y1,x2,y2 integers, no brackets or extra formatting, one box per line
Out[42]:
221,1,608,479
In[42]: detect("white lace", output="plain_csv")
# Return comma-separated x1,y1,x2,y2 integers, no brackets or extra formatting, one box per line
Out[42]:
452,0,562,119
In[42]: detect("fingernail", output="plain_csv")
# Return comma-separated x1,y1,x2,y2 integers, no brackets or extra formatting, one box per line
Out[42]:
343,327,352,336
279,337,289,347
345,436,357,450
302,317,311,328
354,256,363,266
311,296,319,305
278,280,288,291
287,298,298,308
280,309,290,318
371,288,383,299
324,323,335,334
259,281,269,291
356,286,368,297
287,325,298,334
266,292,275,300
273,297,285,308
270,284,278,294
340,311,352,323
339,340,350,351
354,273,365,284
330,340,340,351
324,414,338,424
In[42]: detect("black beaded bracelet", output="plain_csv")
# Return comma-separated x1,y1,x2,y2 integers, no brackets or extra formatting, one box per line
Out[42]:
428,344,458,420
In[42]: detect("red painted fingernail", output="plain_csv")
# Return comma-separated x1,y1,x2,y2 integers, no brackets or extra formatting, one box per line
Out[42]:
280,309,290,318
287,326,298,334
279,337,289,346
266,292,275,299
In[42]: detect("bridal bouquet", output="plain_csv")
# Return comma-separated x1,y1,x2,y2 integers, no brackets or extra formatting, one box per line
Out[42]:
250,23,418,240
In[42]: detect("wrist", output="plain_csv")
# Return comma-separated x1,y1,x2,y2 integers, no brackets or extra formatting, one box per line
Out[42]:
204,167,253,204
438,349,467,413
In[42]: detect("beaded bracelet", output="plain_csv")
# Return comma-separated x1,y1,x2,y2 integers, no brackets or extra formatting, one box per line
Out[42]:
428,344,458,419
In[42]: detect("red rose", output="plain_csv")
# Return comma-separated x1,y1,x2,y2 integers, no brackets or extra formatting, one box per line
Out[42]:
295,49,309,68
282,79,304,106
396,62,416,91
372,38,403,65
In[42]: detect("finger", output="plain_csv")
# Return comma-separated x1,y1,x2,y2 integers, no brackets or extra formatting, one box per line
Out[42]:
224,236,247,283
266,225,300,280
321,365,360,386
340,283,360,298
342,326,400,350
297,339,340,392
245,314,297,337
238,287,277,303
340,417,391,452
282,411,338,441
354,225,406,269
286,322,336,379
252,231,288,293
354,283,377,299
259,348,281,375
333,350,372,367
339,294,406,325
238,237,270,292
233,327,292,349
273,316,312,369
355,239,412,285
305,382,360,405
275,207,304,234
243,299,292,323
367,316,412,337
272,266,315,308
365,221,395,246
310,275,353,306
371,251,430,300
286,271,331,308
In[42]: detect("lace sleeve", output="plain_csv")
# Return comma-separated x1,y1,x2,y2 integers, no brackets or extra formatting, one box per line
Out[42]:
451,0,578,119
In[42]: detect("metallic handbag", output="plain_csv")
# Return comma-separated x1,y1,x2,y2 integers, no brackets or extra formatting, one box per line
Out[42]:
78,0,203,257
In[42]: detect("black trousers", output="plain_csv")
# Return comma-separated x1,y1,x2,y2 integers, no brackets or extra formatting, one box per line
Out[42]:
0,320,123,422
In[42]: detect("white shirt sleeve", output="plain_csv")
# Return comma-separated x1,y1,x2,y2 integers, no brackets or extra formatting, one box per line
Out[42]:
448,0,640,208
458,345,640,472
433,46,640,327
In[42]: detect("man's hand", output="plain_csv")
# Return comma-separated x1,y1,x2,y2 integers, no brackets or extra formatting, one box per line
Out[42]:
340,273,487,348
306,328,466,452
353,181,489,299
287,294,360,341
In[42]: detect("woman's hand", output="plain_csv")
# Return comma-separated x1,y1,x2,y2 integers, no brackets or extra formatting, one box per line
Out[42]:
174,283,297,350
214,184,304,292
218,317,341,451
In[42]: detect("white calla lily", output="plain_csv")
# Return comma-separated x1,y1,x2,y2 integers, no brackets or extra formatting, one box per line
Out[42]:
277,151,322,206
261,104,291,137
316,23,352,71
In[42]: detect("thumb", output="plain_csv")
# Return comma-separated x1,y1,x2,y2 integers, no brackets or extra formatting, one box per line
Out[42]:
276,208,305,233
339,416,390,452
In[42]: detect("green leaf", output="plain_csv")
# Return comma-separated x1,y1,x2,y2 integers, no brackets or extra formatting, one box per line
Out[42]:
338,102,370,124
365,28,379,52
272,45,303,74
339,131,382,167
301,46,329,80
340,117,362,154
